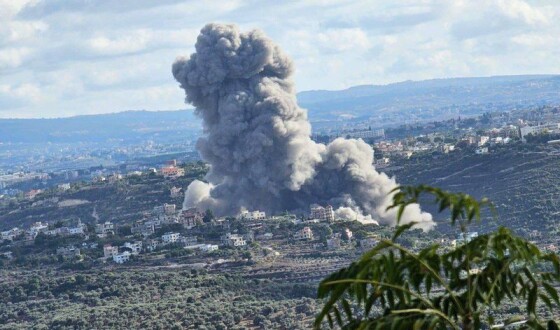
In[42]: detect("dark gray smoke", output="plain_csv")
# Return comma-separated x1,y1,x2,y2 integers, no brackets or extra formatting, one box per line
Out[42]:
172,23,433,230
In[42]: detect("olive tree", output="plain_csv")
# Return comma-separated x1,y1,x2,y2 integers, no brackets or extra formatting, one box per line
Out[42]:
315,185,560,329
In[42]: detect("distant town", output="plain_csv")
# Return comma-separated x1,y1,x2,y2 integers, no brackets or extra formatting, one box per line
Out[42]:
2,105,560,270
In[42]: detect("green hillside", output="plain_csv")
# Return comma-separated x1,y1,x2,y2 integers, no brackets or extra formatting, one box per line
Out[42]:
387,145,560,235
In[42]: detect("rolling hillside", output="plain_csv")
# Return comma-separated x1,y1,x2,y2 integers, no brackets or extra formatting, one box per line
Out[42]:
2,75,560,143
298,75,560,122
387,146,560,234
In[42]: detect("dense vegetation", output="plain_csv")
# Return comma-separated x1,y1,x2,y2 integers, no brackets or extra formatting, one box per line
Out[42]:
316,185,560,329
0,268,317,329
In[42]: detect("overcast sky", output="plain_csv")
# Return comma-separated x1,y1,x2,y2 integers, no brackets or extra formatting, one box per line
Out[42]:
1,0,559,118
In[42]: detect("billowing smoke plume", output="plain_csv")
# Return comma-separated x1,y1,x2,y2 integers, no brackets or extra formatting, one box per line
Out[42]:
172,23,434,231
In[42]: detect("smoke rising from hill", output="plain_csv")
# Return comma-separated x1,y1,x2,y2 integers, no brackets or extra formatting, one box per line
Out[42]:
172,23,433,230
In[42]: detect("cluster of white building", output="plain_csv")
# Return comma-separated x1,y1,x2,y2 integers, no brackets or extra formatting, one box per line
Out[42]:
1,220,87,242
519,122,560,142
143,232,218,257
237,210,267,221
221,232,249,247
104,241,143,264
131,204,204,237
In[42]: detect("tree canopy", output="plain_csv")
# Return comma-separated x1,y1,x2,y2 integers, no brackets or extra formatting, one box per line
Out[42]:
315,185,560,329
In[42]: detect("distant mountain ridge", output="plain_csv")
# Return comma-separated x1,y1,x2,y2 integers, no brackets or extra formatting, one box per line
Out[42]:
0,110,200,143
298,74,560,123
1,75,560,143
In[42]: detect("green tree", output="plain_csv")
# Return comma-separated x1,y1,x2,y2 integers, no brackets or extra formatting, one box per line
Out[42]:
315,185,560,329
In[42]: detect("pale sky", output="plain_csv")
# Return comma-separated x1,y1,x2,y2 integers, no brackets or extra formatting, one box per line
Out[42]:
1,0,559,118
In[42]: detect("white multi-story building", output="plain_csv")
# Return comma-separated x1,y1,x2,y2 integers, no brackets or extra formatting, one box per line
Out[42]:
124,241,143,254
162,232,180,244
238,210,266,221
113,251,131,264
200,244,219,252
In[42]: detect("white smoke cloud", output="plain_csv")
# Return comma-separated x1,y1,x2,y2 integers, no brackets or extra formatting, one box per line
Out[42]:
173,23,434,231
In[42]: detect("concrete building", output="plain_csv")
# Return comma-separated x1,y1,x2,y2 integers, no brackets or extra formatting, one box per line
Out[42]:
145,239,160,252
68,220,86,235
95,222,114,238
184,244,219,252
123,241,143,255
519,123,560,142
153,203,176,216
160,166,185,178
200,244,218,252
238,210,266,221
131,221,155,237
162,232,180,244
103,244,119,259
113,251,131,264
68,226,85,235
221,233,247,247
309,204,335,222
294,227,314,240
180,236,198,247
170,186,182,198
180,208,203,229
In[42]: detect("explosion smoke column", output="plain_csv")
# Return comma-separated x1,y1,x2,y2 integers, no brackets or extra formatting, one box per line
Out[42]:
172,23,434,230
